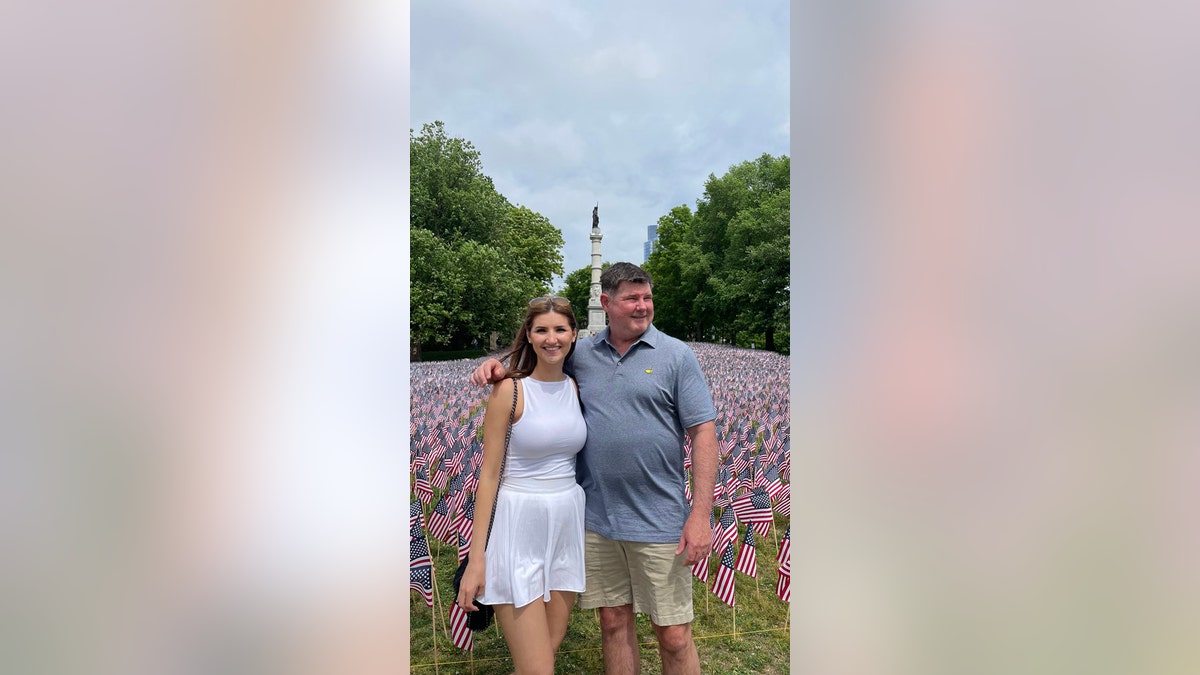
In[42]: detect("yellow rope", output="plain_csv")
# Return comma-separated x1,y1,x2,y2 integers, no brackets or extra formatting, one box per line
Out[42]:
409,627,790,667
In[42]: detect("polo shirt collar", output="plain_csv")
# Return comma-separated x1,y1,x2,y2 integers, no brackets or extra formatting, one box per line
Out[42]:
594,324,660,352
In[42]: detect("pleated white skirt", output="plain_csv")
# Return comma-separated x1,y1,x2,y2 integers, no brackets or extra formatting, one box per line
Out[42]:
477,475,586,608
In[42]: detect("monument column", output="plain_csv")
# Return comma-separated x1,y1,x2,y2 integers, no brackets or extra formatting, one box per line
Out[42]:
579,205,607,338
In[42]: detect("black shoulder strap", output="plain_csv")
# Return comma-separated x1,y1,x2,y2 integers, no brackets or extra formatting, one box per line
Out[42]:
483,378,518,548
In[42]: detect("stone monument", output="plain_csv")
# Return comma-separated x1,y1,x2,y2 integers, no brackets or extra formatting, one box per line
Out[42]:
578,204,607,338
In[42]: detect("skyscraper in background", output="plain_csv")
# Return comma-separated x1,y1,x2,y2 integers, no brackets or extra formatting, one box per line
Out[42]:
643,224,658,262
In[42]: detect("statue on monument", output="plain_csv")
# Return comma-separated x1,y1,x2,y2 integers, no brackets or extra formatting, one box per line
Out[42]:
592,204,599,229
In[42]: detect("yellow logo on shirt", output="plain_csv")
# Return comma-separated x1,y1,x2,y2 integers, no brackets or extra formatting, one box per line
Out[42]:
645,369,653,374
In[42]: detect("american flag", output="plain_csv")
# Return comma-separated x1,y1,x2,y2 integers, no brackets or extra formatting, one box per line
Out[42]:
732,490,773,537
409,499,423,531
763,465,786,502
714,465,734,509
777,525,790,564
448,599,474,651
729,448,749,476
711,541,737,607
712,507,739,561
467,445,484,474
462,464,479,494
428,494,453,542
748,489,775,536
447,474,468,516
718,433,736,458
427,444,445,471
413,466,433,506
691,552,710,583
775,567,790,602
774,489,791,518
776,542,791,602
431,459,449,491
734,525,757,578
409,501,434,607
749,461,768,490
455,496,476,563
691,512,715,582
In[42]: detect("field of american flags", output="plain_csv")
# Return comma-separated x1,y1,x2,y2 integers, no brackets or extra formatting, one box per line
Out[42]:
410,344,791,673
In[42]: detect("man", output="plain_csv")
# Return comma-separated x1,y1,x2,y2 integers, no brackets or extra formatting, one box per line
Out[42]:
471,262,718,674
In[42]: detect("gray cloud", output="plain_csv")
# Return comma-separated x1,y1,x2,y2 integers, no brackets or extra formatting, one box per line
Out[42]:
412,0,788,277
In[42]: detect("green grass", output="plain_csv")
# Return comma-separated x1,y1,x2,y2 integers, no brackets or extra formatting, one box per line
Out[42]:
410,518,790,674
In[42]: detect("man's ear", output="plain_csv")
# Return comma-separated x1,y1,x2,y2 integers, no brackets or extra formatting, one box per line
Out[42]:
599,293,609,310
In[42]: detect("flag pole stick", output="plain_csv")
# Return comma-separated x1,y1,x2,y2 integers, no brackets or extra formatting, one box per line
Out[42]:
422,562,440,675
431,569,450,638
432,598,440,675
772,511,779,551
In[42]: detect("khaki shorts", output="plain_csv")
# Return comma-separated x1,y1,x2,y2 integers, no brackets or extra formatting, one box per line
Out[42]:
578,530,694,626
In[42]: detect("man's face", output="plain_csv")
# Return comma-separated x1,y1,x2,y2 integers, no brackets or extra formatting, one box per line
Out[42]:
600,281,653,340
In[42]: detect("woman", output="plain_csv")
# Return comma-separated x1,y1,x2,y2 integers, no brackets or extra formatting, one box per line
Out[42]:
456,295,587,675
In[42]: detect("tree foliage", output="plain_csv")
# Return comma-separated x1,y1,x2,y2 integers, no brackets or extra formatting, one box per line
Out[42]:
410,122,564,358
645,153,789,353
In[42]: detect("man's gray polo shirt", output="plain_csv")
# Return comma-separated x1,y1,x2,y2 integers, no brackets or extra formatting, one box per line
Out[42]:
568,324,716,543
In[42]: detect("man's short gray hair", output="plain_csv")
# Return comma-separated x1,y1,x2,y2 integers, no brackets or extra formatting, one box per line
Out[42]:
600,262,654,296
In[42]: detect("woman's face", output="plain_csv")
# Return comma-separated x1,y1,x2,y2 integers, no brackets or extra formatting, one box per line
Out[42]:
527,310,576,367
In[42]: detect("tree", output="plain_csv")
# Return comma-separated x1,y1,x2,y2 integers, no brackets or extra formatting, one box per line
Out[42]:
723,188,789,351
645,206,710,340
645,153,790,351
410,227,462,360
410,121,509,245
449,239,535,349
698,155,789,343
497,206,564,291
410,121,565,357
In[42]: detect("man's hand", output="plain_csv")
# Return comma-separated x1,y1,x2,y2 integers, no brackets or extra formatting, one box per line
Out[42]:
675,511,713,566
469,358,508,387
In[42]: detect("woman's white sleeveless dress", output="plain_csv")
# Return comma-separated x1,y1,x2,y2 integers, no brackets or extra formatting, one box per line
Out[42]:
477,376,587,608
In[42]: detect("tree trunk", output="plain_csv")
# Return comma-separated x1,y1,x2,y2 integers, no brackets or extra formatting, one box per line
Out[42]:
411,341,422,362
765,324,776,352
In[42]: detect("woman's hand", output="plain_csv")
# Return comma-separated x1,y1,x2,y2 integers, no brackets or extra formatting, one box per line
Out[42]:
469,358,508,387
456,558,487,612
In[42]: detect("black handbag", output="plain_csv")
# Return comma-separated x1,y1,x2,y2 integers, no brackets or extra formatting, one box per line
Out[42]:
453,555,494,630
451,379,518,632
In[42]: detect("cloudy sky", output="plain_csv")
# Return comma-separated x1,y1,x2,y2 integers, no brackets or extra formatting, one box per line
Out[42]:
411,0,789,282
